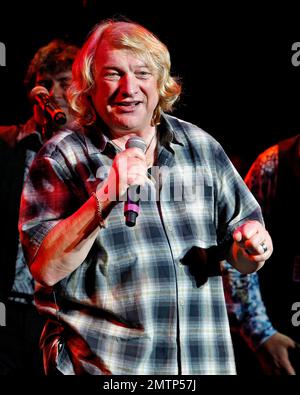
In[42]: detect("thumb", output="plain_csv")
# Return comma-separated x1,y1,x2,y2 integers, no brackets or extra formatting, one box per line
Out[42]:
282,355,296,375
282,338,297,375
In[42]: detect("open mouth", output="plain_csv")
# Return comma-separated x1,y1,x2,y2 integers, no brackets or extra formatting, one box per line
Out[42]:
114,101,141,107
113,101,142,112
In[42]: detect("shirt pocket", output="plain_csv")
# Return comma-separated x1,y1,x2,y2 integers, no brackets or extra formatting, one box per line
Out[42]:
180,182,217,246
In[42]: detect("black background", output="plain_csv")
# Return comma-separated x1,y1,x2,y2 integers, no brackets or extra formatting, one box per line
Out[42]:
1,0,300,176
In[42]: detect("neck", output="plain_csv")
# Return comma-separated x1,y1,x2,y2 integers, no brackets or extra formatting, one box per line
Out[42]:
111,126,157,151
111,127,158,167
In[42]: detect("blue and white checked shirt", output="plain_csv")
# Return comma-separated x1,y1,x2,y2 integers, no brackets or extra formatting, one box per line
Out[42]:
19,114,263,375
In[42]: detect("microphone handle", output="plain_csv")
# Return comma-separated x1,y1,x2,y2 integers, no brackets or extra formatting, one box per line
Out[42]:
44,101,67,125
124,136,146,227
124,185,140,227
36,93,66,125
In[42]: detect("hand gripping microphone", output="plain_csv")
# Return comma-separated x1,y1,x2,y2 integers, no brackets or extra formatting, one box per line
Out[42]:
124,136,147,227
30,85,67,126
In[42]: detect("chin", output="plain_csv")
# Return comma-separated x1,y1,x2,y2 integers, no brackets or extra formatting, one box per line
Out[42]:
112,120,138,132
113,126,135,134
114,111,141,124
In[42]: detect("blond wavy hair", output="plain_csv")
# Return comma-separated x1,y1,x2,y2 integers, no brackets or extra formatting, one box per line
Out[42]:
68,19,181,126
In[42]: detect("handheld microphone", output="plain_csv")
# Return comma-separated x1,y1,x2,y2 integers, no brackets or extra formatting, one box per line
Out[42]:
124,136,147,227
30,85,67,125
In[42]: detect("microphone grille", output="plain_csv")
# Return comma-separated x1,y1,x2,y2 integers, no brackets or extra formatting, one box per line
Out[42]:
125,136,147,152
30,85,49,100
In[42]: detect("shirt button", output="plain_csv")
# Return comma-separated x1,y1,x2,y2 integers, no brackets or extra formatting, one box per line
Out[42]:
58,340,64,352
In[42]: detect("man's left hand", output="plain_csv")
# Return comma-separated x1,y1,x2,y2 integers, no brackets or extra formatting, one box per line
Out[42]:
230,220,273,273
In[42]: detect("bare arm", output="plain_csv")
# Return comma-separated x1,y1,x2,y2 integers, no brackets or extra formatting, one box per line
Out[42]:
30,184,111,287
27,147,148,287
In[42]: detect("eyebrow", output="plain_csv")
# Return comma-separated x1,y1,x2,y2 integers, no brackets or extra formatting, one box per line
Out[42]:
102,66,120,70
57,76,72,81
102,64,151,70
98,63,155,77
36,76,71,82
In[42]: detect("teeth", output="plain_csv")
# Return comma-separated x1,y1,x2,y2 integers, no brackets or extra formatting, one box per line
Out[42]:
116,102,139,106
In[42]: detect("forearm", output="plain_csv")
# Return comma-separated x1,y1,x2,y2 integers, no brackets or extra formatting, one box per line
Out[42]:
222,261,276,350
30,187,112,286
239,303,277,350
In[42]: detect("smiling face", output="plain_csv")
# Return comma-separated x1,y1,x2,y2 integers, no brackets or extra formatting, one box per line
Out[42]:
91,39,159,138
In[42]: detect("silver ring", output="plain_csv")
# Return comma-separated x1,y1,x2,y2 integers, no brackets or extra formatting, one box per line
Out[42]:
260,241,268,253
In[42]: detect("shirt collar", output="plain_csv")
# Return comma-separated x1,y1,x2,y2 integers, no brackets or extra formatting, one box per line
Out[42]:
158,113,185,151
81,113,185,157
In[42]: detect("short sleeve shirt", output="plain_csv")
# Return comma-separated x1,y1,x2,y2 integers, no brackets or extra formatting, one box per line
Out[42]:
19,114,263,375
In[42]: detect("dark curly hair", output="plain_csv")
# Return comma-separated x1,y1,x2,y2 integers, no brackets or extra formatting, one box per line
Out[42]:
24,39,79,91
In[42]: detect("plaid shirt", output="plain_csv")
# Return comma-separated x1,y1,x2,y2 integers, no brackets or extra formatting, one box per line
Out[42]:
19,114,262,375
10,148,36,304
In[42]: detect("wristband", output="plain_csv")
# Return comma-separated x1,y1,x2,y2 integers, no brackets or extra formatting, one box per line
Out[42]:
92,192,106,228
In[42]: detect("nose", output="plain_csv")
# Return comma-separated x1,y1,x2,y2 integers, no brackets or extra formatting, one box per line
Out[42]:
120,74,138,97
49,81,64,99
